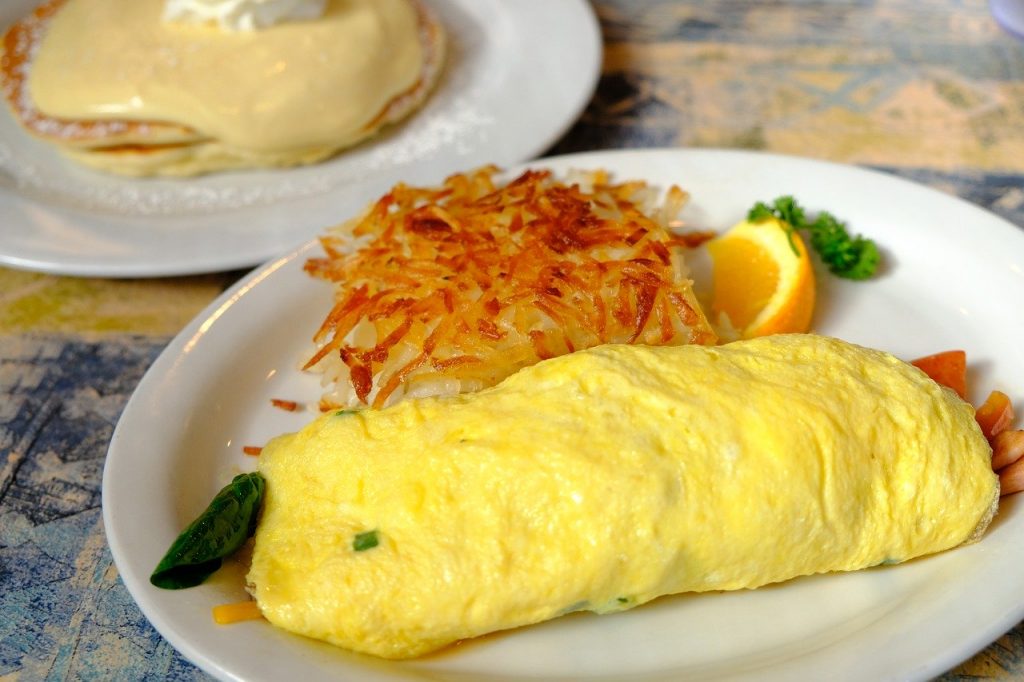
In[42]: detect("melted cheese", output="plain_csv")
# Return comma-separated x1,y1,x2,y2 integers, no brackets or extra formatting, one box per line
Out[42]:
28,0,424,153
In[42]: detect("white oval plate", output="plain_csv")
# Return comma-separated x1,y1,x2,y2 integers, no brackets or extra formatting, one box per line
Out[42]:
0,0,600,277
104,149,1024,681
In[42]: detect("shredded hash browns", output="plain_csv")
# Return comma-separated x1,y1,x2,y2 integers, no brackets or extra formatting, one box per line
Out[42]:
304,166,717,408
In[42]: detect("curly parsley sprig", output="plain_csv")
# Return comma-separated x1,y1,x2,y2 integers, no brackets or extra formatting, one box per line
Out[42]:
747,196,881,280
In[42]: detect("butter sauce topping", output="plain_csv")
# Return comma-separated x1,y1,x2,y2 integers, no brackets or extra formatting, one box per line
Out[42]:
27,0,424,153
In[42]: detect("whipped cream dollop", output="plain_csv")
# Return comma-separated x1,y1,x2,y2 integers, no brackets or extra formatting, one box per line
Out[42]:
163,0,328,31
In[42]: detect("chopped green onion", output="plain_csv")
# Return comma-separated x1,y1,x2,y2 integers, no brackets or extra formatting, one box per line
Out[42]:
353,530,379,552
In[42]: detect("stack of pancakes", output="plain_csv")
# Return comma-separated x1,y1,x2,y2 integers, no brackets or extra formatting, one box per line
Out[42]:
0,0,446,176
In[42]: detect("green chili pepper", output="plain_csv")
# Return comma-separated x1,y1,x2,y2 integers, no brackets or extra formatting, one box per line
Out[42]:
150,472,265,589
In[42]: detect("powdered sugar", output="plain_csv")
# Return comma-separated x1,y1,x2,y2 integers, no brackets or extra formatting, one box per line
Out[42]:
5,3,144,141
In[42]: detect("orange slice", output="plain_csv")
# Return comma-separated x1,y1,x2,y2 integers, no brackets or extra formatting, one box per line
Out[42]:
706,216,816,338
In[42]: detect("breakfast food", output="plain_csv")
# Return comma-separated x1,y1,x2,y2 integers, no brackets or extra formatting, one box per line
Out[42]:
707,215,816,338
0,0,445,176
705,195,882,339
247,334,999,659
303,166,717,409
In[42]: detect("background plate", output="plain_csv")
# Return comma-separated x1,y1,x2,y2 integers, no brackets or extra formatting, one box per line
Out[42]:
0,0,600,277
104,149,1024,681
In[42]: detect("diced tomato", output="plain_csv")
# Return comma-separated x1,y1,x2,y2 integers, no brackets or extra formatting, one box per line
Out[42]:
910,350,967,399
976,390,1015,440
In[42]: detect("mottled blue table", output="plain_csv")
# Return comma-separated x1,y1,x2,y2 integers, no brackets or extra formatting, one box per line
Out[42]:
4,0,1024,679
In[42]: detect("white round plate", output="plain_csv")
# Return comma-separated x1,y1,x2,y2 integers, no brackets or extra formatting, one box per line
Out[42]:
0,0,600,277
104,149,1024,681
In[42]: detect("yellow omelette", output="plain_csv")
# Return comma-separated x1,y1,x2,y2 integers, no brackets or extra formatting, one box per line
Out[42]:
247,334,998,659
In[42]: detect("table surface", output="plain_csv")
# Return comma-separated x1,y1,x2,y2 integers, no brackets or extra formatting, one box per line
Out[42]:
3,0,1024,679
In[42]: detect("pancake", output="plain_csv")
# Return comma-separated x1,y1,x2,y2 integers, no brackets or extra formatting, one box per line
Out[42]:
0,0,446,176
